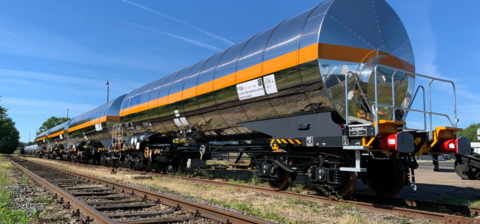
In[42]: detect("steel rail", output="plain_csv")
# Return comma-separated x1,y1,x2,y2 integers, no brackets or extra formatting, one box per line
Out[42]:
22,159,272,224
25,157,479,224
8,158,117,224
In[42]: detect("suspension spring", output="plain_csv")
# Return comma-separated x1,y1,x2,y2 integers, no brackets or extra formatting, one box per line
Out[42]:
331,170,344,186
405,167,411,185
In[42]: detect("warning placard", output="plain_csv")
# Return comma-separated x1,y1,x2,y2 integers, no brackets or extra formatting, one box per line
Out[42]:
236,78,265,100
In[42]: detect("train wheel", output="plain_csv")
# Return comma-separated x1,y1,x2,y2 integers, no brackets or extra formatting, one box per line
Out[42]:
364,169,406,197
455,161,479,180
141,157,151,172
319,150,357,199
129,161,135,171
140,148,151,172
267,171,296,190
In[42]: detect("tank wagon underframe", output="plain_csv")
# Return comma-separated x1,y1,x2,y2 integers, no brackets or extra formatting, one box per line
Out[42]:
32,0,478,198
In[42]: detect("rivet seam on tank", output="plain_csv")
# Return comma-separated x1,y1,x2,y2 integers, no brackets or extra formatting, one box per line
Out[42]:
327,14,375,49
371,0,385,49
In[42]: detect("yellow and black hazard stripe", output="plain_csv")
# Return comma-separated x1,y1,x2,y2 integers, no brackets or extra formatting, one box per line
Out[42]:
121,146,136,151
270,138,302,149
270,138,302,145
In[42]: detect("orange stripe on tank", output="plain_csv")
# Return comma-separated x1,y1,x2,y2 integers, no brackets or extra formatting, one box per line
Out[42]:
36,136,46,142
299,43,320,64
67,115,118,132
47,130,66,138
168,91,183,104
214,74,236,91
236,63,263,83
197,81,213,96
182,87,197,100
264,49,298,75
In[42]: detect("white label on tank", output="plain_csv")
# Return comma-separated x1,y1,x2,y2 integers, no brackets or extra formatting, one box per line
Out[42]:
263,74,278,94
388,139,396,145
179,117,189,126
306,136,314,147
236,78,265,100
173,118,183,127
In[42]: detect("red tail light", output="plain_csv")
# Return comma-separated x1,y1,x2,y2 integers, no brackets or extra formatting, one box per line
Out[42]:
379,131,414,153
441,137,471,155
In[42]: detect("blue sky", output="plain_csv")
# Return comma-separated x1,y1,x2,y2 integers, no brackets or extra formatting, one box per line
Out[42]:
0,0,478,143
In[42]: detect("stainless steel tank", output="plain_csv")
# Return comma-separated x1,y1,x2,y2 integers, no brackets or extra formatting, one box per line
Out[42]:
66,94,126,148
35,131,48,149
45,120,70,151
120,0,415,137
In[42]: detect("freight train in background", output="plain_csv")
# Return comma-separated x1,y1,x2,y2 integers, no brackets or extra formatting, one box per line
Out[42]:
23,0,480,198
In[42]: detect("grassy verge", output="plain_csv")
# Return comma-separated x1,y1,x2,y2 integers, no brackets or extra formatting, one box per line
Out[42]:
26,157,426,223
436,194,480,207
0,155,41,223
206,160,230,168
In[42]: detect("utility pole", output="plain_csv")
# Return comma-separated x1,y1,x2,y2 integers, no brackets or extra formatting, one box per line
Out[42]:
106,81,109,102
29,133,31,143
67,108,69,118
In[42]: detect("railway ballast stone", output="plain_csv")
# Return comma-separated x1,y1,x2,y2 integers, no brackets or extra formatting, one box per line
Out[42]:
125,175,153,180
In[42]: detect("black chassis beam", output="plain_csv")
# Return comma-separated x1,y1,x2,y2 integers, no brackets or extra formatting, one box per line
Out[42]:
176,144,273,153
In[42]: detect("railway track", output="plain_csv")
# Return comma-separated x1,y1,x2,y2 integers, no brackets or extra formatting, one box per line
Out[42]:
22,156,479,224
7,156,271,224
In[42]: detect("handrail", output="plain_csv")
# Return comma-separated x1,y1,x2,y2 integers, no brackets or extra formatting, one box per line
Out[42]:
332,63,458,138
374,67,379,135
376,64,458,129
391,70,397,121
377,104,455,127
403,85,427,130
344,71,352,125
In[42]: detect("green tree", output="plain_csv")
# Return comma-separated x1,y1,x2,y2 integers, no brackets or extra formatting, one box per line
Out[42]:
0,97,20,154
37,116,70,134
458,123,480,142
